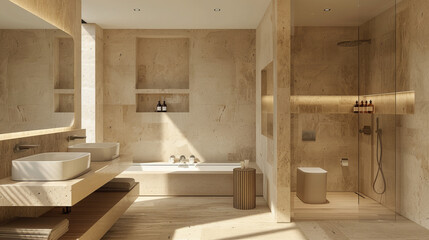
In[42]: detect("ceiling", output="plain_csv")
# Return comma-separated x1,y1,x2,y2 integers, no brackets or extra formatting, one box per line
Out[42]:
0,0,56,29
293,0,397,26
82,0,271,29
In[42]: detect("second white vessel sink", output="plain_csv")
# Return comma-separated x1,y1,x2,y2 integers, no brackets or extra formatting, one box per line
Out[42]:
12,152,91,181
68,143,120,162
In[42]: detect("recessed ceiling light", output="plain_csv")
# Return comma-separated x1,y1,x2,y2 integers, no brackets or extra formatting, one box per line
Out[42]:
214,8,221,12
323,8,331,12
133,8,141,12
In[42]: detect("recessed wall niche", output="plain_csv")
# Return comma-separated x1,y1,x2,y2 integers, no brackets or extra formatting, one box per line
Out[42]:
261,62,273,139
136,93,189,113
53,37,74,113
54,37,74,89
136,37,190,89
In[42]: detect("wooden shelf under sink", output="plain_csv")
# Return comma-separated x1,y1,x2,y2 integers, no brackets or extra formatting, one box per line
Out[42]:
0,155,132,207
43,184,139,240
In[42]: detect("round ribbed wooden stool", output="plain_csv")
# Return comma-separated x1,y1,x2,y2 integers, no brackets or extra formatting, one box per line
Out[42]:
233,168,256,210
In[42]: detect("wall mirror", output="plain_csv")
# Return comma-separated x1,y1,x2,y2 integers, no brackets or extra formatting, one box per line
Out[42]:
0,0,75,135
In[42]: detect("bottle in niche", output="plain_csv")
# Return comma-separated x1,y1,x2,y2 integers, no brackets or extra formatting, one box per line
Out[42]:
156,101,162,112
364,101,368,113
353,101,359,113
359,101,364,113
368,100,374,113
162,101,167,112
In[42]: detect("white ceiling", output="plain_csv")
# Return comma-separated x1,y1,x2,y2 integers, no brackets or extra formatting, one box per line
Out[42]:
293,0,396,26
82,0,272,29
0,0,56,29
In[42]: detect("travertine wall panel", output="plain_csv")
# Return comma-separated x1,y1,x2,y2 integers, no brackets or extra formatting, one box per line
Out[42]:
256,0,276,216
395,0,429,229
103,30,256,163
82,24,104,143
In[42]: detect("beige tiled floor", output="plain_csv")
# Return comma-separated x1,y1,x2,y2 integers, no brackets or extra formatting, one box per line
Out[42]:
103,196,429,240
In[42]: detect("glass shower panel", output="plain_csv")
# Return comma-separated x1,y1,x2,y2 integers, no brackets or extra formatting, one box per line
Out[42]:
291,0,360,220
291,0,397,220
357,0,397,219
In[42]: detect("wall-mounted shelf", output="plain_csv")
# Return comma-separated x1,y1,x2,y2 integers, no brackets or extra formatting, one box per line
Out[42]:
290,91,415,115
0,155,132,207
42,183,139,240
136,93,189,113
135,89,190,94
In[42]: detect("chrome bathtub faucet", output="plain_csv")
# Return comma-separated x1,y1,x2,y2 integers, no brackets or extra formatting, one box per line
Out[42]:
179,155,187,163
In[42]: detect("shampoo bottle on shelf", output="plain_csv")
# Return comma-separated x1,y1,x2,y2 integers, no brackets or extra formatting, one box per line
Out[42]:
368,100,374,113
162,101,167,112
359,101,364,113
353,101,359,113
156,101,162,112
364,101,368,113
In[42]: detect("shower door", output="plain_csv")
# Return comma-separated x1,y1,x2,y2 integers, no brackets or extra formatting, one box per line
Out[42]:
357,0,397,219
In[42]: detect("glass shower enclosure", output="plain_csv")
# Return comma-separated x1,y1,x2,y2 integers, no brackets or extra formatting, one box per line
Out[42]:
290,0,397,220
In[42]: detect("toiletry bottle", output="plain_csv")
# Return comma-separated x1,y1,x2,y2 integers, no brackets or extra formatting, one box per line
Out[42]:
364,101,368,113
368,100,374,113
353,101,359,113
162,101,167,112
156,101,162,112
360,101,364,113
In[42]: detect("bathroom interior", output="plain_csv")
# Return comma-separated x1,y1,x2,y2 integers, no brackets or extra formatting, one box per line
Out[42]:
0,0,428,239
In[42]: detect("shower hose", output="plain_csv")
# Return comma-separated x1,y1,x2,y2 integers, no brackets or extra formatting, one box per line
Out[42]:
372,118,387,194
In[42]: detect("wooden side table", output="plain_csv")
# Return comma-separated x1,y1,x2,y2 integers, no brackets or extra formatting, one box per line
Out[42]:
233,168,256,210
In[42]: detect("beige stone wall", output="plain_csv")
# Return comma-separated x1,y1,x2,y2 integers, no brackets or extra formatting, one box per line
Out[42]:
103,29,256,163
256,0,276,214
256,0,292,222
290,27,359,192
395,0,429,229
0,29,74,134
82,24,104,143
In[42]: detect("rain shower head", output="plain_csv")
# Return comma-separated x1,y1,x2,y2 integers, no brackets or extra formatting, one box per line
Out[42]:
337,39,371,47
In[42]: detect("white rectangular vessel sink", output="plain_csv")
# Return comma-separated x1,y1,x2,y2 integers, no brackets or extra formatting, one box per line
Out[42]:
12,152,90,181
68,143,120,162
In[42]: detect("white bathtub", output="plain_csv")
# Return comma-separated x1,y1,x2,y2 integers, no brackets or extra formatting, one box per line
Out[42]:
119,162,263,196
125,162,241,173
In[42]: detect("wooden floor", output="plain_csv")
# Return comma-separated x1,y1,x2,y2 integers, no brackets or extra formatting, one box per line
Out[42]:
293,192,396,220
102,196,429,240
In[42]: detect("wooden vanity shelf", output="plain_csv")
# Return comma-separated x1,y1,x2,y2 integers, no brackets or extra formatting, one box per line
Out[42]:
0,155,132,207
42,183,139,240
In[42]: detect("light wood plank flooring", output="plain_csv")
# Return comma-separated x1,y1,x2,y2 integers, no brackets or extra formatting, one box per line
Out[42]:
293,192,396,220
102,196,429,240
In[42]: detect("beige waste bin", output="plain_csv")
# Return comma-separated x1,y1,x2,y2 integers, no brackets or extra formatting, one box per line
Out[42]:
296,167,327,204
